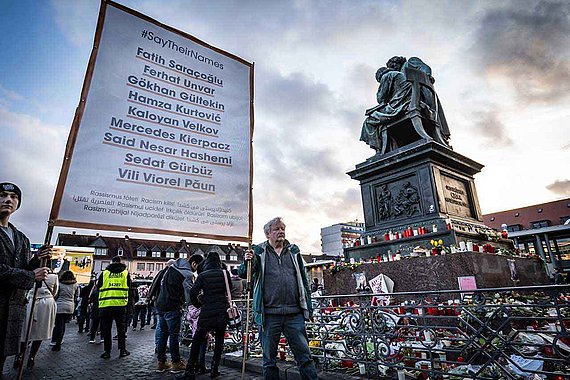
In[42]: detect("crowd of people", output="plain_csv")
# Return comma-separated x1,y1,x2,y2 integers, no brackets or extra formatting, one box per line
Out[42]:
0,182,319,379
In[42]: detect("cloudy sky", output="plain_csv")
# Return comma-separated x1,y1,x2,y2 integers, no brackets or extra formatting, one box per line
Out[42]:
2,0,569,254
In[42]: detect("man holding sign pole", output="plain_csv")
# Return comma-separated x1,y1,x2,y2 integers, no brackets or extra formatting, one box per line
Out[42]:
239,217,318,380
0,183,50,374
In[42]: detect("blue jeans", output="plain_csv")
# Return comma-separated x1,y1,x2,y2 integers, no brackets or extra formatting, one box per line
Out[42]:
260,313,318,380
156,310,182,363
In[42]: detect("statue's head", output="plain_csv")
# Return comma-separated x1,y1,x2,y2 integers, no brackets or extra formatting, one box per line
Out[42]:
386,56,407,71
375,67,389,82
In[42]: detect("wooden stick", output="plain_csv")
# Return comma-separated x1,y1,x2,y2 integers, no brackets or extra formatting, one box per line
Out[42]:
18,221,53,380
241,242,253,380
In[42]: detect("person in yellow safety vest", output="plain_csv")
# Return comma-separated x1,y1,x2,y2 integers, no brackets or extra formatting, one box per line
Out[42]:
97,255,132,359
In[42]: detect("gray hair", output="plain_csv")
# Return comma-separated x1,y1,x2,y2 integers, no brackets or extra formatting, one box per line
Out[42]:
263,217,285,235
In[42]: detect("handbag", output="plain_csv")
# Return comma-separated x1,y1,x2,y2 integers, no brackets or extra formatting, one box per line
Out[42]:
223,270,242,328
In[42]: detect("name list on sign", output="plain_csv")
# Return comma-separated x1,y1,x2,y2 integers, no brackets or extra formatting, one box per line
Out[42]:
102,45,234,195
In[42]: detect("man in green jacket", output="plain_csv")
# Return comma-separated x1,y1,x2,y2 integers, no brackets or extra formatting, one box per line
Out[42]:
239,217,317,380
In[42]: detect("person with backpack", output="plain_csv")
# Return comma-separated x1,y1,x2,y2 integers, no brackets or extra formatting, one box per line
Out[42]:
154,257,193,374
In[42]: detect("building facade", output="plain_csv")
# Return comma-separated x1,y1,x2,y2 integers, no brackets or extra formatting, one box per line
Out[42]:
321,221,364,257
482,198,570,273
56,233,245,279
483,198,570,233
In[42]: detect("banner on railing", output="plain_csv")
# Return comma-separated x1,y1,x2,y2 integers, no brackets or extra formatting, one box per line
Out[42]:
50,1,254,242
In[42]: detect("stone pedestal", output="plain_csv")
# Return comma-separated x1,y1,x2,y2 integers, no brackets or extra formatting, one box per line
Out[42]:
346,140,511,260
323,253,548,296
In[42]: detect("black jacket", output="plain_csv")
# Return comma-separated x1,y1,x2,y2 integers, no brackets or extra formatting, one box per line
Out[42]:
155,258,193,312
190,254,231,329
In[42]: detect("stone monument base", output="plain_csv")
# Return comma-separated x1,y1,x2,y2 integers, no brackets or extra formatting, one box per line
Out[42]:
347,140,512,260
323,252,548,297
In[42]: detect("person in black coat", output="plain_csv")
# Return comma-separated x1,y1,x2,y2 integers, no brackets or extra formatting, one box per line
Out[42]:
178,251,231,379
78,280,94,333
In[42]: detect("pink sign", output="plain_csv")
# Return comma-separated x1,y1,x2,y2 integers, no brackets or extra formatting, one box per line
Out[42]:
458,276,477,291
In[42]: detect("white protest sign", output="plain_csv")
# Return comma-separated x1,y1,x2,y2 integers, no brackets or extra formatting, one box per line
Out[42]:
51,2,253,241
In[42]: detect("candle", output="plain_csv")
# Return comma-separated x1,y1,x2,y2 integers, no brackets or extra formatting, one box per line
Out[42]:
466,241,473,251
459,241,466,251
413,229,418,236
359,363,366,374
432,224,438,232
397,370,405,380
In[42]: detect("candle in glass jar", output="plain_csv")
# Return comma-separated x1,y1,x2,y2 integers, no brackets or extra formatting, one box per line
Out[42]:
397,370,405,380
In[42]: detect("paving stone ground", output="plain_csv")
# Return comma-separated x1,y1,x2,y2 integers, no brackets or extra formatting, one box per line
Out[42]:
1,321,258,380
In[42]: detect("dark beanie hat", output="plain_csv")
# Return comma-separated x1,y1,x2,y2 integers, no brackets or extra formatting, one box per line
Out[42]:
0,182,22,209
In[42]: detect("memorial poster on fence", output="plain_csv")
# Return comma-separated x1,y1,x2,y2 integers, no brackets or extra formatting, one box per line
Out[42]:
369,273,394,306
51,2,253,241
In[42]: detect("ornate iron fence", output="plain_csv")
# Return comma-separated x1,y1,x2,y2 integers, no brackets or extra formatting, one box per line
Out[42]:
228,285,570,379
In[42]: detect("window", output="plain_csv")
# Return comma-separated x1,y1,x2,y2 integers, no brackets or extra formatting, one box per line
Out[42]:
165,251,175,258
94,248,108,256
147,263,155,271
117,247,124,256
179,252,187,259
530,220,550,229
152,251,161,258
137,263,145,271
490,217,495,222
230,254,238,261
507,224,522,232
137,250,146,257
514,212,520,217
156,263,163,271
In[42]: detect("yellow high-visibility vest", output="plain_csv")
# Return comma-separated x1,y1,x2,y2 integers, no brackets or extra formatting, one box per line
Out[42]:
99,269,128,308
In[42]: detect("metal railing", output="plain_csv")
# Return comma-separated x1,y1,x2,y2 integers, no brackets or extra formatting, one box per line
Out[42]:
227,285,570,379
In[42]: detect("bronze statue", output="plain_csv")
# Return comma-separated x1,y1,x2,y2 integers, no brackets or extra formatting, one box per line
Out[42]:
360,56,450,155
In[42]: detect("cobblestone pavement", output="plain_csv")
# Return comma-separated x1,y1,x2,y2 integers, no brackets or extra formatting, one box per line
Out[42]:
1,322,259,380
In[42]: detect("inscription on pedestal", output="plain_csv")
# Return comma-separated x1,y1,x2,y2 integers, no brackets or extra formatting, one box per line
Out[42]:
441,174,473,218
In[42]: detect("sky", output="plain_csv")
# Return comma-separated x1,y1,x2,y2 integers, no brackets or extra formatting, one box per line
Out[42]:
1,0,569,254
